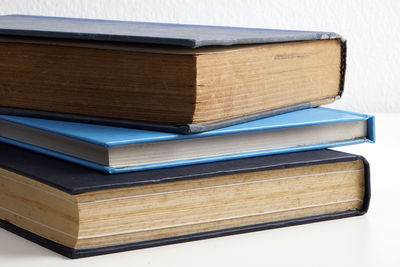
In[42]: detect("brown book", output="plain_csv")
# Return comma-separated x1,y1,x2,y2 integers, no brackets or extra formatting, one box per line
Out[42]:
0,15,346,133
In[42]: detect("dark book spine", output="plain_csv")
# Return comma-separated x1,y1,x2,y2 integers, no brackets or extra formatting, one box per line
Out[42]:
359,155,371,214
338,39,347,98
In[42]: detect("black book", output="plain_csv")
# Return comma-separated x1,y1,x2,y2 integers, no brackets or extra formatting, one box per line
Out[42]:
0,143,370,258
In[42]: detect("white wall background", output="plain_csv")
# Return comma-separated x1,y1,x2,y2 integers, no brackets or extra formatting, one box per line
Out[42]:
1,0,399,112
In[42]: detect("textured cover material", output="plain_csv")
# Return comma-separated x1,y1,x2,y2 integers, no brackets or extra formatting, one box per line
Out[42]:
0,107,375,174
0,144,371,258
0,15,341,48
0,15,347,134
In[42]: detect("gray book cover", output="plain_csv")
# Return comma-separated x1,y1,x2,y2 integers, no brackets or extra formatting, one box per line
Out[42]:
0,15,341,48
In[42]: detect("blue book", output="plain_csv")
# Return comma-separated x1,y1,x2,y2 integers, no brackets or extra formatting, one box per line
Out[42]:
0,107,375,174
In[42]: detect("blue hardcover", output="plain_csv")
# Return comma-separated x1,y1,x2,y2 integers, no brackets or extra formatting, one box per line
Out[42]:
0,107,375,174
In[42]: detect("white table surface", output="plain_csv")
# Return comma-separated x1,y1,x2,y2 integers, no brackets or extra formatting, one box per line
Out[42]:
0,113,399,267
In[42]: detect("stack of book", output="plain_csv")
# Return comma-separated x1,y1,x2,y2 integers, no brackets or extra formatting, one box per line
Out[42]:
0,15,375,258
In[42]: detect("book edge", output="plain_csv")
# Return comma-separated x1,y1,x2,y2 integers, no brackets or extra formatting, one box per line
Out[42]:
0,134,368,178
0,209,366,259
0,102,356,137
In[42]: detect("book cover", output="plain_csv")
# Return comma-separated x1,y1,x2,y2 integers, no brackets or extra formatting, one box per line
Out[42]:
0,107,375,174
0,15,341,48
